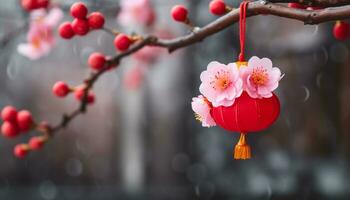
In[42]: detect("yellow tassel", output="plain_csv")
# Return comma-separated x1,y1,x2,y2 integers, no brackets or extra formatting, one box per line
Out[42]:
233,133,251,160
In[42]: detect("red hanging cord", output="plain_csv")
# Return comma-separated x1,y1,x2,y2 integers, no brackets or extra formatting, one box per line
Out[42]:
238,1,249,62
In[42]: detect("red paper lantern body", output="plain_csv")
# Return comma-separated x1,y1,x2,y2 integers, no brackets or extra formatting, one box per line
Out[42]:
211,92,280,133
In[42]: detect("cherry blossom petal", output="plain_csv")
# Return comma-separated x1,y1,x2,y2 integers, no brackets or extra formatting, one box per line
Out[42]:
246,89,259,98
246,75,257,92
257,86,273,98
228,63,240,81
267,67,282,85
44,8,63,27
215,98,236,107
191,95,216,127
199,83,219,101
17,44,42,60
30,9,46,21
200,71,210,82
247,56,260,68
260,57,273,70
207,61,222,71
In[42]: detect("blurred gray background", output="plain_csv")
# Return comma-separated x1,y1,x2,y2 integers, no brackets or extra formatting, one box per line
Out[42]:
1,0,350,199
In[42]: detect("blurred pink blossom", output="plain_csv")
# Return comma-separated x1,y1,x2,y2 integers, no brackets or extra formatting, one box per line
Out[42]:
132,28,174,63
123,65,145,90
133,46,164,63
240,56,283,98
117,0,155,27
154,28,174,40
199,61,243,107
17,8,63,60
191,95,216,127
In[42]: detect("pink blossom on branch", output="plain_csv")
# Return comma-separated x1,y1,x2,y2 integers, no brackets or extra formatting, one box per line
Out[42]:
199,62,243,107
240,56,283,99
17,8,63,60
191,95,216,127
117,0,155,27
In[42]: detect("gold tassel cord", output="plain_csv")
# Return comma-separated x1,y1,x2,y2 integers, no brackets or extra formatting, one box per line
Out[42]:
235,61,247,69
233,133,251,160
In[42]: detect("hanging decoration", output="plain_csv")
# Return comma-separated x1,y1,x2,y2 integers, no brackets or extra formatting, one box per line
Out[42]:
191,1,283,160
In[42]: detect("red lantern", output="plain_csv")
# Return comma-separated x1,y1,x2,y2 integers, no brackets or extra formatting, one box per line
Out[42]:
211,92,280,159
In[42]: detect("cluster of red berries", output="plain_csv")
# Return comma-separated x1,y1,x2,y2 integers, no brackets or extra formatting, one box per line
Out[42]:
333,21,350,40
58,2,135,55
52,82,95,104
1,106,48,158
58,2,105,39
171,1,230,25
56,2,123,105
21,0,49,11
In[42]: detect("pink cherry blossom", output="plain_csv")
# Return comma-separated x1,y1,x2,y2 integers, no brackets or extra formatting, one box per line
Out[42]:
17,8,63,60
117,0,155,27
191,95,216,127
240,56,283,98
199,61,243,107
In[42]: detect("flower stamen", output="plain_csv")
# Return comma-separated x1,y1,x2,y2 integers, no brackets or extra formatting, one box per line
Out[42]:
251,66,268,86
194,113,202,121
210,70,232,91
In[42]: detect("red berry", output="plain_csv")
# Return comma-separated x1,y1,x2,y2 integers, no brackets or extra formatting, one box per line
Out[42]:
1,106,17,122
88,12,105,29
53,81,70,97
72,18,90,36
1,121,19,138
70,2,88,19
17,110,33,132
21,0,38,11
58,22,75,39
88,53,106,71
29,137,44,150
114,34,132,51
288,3,307,9
74,87,95,104
14,144,28,159
171,5,188,22
209,0,227,16
37,0,49,8
333,21,350,40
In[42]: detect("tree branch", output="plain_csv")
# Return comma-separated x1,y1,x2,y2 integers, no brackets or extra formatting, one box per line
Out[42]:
48,1,350,137
154,2,350,52
269,0,350,7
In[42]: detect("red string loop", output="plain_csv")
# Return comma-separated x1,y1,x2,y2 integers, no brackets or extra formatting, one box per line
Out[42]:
238,1,249,62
